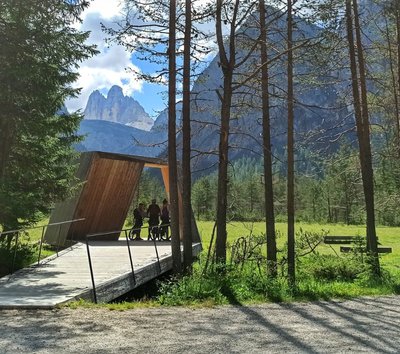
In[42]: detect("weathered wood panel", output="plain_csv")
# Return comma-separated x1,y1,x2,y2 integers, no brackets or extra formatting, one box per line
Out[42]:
69,153,144,240
45,153,94,245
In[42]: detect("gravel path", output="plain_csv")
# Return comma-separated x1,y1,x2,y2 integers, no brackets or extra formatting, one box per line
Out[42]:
1,296,400,353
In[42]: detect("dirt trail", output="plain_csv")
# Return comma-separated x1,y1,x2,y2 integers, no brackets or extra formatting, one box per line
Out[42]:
1,296,400,353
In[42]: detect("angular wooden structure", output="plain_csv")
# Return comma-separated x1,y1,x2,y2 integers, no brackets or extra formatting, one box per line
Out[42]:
45,151,200,245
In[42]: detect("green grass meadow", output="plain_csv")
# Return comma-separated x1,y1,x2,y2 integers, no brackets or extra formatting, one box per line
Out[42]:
21,219,400,276
197,221,400,274
23,219,400,264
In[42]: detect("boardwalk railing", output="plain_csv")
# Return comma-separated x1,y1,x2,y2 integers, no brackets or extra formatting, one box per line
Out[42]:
85,224,170,303
0,218,85,275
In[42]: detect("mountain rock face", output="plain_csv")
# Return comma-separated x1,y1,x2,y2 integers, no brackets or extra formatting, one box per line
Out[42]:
78,2,380,167
150,103,182,133
77,97,182,158
84,85,154,131
76,119,166,157
175,7,353,176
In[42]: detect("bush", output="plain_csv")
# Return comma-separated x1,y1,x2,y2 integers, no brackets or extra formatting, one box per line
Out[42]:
0,238,36,277
299,254,366,282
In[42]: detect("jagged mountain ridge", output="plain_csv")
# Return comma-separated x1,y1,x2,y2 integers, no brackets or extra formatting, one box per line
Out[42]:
173,0,388,175
78,1,381,168
76,101,182,157
84,85,154,131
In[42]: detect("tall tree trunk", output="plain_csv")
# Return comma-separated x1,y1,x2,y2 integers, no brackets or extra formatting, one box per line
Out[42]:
287,0,295,286
182,0,193,273
215,0,238,265
384,17,400,150
327,192,332,223
215,74,233,265
168,0,182,274
352,0,380,271
396,6,400,151
345,0,380,274
259,0,277,278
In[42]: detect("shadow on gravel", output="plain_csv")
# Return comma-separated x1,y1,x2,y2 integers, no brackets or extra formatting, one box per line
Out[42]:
318,300,399,352
0,312,111,353
352,297,400,314
220,284,319,353
238,305,319,353
288,300,399,353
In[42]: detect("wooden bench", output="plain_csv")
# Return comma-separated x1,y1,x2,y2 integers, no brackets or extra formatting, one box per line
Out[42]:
324,236,391,254
324,236,362,244
340,246,392,254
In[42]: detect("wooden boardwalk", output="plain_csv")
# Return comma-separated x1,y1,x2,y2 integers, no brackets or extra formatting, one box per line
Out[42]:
0,241,202,309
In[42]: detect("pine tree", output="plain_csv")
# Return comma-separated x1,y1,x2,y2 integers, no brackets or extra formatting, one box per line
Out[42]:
0,0,97,231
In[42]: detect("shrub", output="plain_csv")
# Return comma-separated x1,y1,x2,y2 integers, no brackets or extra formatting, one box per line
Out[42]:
0,238,36,277
299,254,366,282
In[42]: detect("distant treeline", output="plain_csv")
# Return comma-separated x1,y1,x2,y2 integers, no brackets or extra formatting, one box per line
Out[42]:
137,143,400,227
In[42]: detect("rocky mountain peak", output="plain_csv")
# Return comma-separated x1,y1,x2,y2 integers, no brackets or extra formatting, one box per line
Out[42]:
83,85,154,131
107,85,124,99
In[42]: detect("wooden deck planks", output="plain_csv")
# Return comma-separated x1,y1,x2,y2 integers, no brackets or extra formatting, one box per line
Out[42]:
0,241,202,308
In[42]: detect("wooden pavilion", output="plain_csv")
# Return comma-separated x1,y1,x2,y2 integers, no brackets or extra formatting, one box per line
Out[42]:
45,151,200,245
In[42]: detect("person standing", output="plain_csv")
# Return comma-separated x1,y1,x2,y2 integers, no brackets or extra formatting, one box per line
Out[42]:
130,203,146,241
160,199,170,240
147,199,161,240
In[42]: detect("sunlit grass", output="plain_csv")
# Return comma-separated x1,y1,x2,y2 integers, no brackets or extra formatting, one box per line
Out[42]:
64,298,160,311
197,221,400,273
15,218,400,271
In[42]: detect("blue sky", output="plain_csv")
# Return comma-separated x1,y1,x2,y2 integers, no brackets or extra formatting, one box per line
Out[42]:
65,0,169,118
65,0,218,119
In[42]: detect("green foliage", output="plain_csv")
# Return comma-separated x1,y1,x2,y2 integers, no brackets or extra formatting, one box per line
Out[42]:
299,254,365,282
157,257,400,306
0,0,97,230
192,175,216,220
156,230,400,306
192,138,400,226
0,236,36,277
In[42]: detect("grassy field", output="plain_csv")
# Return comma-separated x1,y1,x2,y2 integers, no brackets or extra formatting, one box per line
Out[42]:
196,221,400,273
22,219,400,271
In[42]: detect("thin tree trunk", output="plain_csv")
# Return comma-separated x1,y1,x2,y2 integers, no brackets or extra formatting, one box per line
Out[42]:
215,74,233,264
396,7,400,150
384,17,400,150
0,119,14,179
259,0,277,278
346,0,380,274
182,0,193,273
168,0,182,274
214,0,238,265
352,0,380,271
327,192,332,223
287,0,295,286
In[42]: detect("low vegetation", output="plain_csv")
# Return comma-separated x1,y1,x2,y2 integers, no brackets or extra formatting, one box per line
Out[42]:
0,218,56,277
63,221,400,309
156,226,400,306
0,238,36,277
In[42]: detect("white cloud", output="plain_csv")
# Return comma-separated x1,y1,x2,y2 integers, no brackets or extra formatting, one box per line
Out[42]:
65,0,144,112
83,0,123,20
